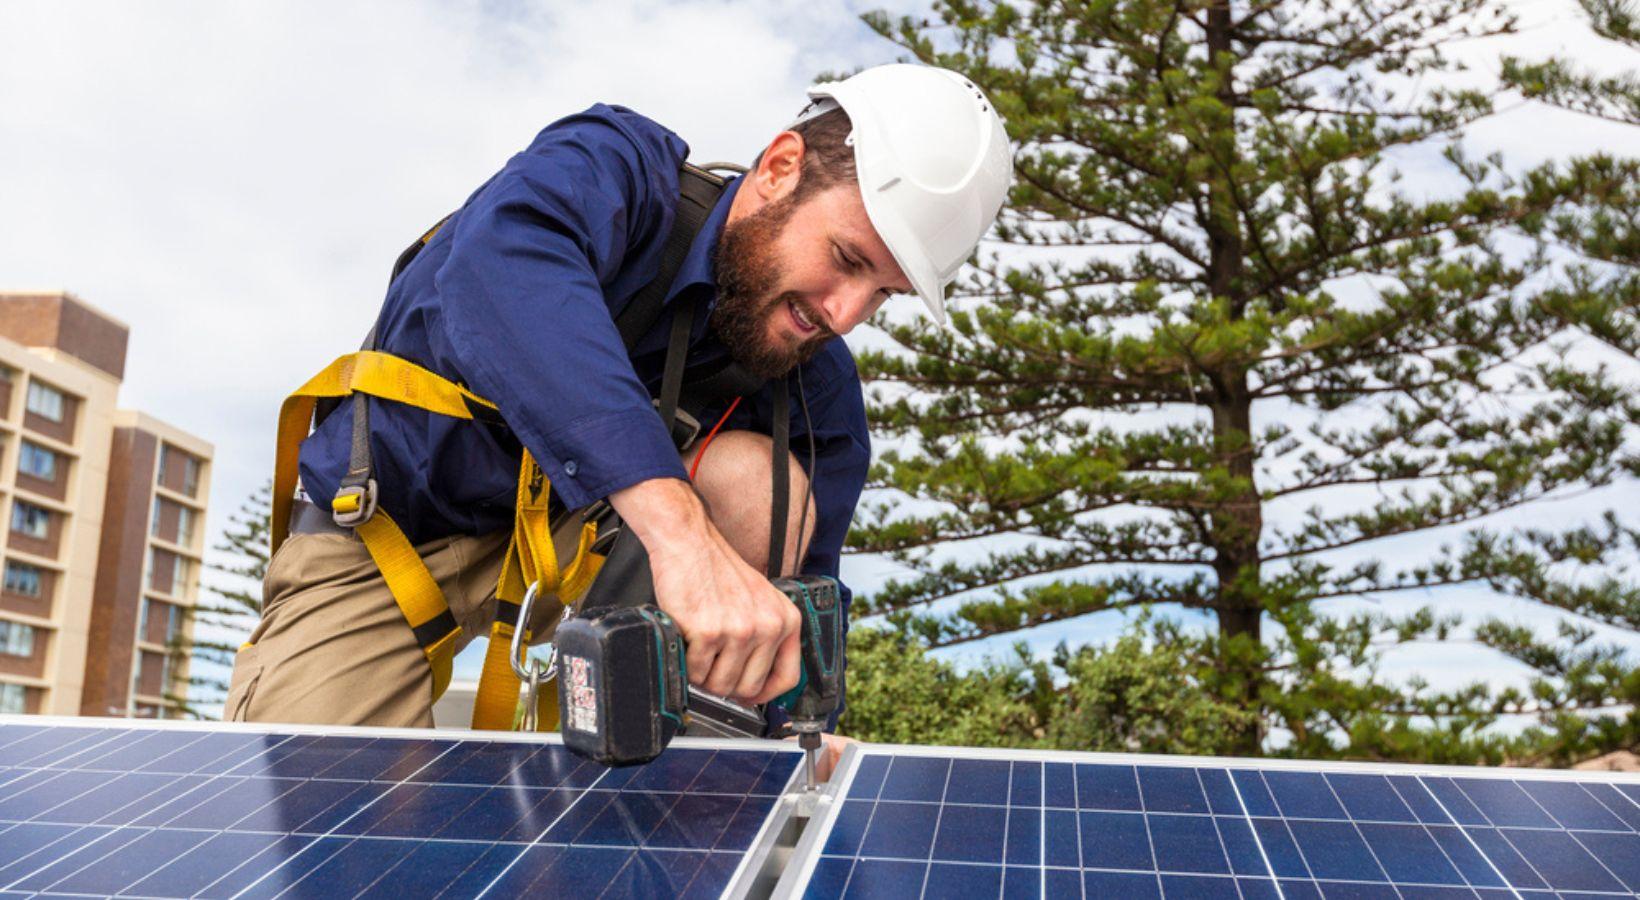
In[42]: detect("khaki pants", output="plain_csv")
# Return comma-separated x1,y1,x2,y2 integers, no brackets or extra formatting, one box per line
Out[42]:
225,529,519,728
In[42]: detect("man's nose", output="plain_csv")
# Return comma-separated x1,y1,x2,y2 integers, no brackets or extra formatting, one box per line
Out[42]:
819,283,877,335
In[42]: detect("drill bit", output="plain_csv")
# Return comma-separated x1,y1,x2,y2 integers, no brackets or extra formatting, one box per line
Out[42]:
798,728,822,791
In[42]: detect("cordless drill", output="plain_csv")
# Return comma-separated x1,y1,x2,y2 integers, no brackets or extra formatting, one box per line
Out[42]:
554,526,843,786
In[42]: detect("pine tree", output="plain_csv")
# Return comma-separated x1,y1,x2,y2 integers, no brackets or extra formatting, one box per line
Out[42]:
1471,7,1640,764
847,0,1638,759
1502,0,1639,126
1503,0,1636,383
168,482,269,719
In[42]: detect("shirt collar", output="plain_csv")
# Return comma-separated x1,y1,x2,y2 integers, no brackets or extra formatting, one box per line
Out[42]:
664,174,742,307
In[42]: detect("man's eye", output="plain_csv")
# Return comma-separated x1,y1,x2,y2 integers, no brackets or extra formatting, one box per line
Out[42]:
833,245,858,270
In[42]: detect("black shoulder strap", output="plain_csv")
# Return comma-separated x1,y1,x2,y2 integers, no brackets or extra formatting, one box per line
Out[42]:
615,163,733,352
629,164,793,577
767,378,790,577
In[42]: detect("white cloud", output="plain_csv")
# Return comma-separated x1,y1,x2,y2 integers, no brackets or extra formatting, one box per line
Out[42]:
0,0,927,686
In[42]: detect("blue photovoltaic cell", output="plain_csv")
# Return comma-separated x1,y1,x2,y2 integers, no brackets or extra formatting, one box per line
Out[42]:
0,719,798,898
801,748,1640,899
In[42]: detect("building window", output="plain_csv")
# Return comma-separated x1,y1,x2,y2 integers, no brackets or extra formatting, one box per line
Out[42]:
148,548,192,596
2,562,41,598
17,442,57,481
25,382,65,422
140,598,182,645
159,446,201,495
147,547,166,592
152,498,197,547
10,502,50,539
176,506,196,546
0,683,23,715
0,621,34,657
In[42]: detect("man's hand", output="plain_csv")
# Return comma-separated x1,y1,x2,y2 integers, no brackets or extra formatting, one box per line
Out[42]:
610,477,802,704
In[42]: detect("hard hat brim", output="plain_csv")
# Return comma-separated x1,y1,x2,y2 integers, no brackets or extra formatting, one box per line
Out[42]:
853,188,947,327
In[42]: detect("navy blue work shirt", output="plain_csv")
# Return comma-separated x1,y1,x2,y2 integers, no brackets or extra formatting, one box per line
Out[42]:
298,104,870,728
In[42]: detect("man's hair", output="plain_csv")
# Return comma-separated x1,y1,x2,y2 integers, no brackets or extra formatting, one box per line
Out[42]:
754,107,857,202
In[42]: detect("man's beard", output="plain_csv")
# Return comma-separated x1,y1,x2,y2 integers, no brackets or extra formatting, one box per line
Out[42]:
710,194,834,381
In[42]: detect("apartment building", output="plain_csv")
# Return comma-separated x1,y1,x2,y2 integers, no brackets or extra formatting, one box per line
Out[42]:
0,292,212,718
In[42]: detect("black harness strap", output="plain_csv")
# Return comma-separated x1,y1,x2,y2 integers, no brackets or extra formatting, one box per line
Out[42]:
325,213,450,521
656,298,695,448
617,165,733,353
331,326,381,524
767,379,791,577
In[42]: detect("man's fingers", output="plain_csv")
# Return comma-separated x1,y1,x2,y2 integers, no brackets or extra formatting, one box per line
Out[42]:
782,733,854,782
748,598,802,703
752,631,802,705
685,633,721,688
702,629,752,697
733,635,781,702
816,742,841,781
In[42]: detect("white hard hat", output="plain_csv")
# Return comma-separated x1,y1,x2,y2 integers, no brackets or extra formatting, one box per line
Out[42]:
792,64,1014,325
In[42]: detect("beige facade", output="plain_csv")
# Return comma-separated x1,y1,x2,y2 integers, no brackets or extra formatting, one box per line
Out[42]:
0,292,212,718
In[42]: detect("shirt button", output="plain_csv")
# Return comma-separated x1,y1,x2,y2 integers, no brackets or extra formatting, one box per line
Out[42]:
564,460,579,477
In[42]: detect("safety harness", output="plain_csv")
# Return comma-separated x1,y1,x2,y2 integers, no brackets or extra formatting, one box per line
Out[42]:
271,162,795,731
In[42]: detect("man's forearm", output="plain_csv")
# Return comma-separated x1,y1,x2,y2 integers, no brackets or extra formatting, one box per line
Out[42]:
608,476,717,565
608,473,804,703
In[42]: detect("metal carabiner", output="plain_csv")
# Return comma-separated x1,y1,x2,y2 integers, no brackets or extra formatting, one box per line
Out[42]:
511,581,559,731
519,667,544,732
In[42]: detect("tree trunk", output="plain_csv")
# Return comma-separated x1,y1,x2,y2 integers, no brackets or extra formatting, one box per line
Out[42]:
1200,0,1266,753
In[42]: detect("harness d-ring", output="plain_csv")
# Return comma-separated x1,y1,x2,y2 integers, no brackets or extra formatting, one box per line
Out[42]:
511,581,561,732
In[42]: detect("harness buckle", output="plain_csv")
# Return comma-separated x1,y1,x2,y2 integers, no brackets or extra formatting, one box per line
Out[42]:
580,499,623,556
652,400,702,451
331,478,379,528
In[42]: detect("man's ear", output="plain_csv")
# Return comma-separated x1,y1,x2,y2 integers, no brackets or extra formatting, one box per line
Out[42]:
752,131,806,204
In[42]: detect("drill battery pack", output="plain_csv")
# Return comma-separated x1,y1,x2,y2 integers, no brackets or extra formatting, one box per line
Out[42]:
556,605,687,766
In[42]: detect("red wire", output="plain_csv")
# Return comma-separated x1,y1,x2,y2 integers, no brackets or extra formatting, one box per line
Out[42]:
689,396,743,481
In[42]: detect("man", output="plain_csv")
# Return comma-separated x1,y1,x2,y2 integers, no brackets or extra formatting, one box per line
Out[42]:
228,64,1011,775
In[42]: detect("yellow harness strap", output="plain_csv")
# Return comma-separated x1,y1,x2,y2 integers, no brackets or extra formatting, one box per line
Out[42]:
470,453,604,730
273,350,602,730
273,352,497,550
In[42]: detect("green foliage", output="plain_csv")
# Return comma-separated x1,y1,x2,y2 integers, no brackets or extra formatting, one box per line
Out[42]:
1044,621,1258,754
838,627,1044,747
1502,0,1639,125
840,619,1257,755
841,0,1640,762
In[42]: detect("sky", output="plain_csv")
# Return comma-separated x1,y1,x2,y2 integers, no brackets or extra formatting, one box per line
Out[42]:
1,0,1636,713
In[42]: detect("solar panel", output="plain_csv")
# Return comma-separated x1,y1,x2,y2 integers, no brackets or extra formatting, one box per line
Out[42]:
0,716,801,898
777,744,1640,899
